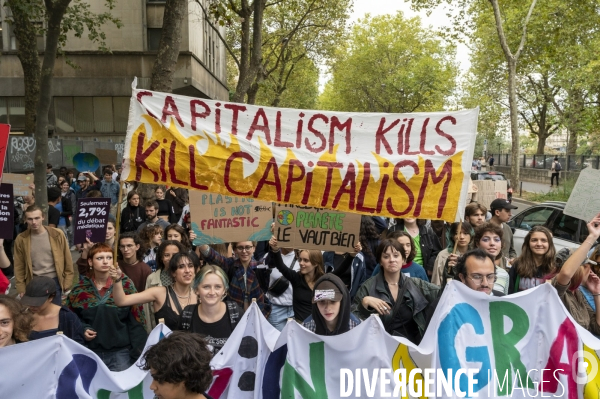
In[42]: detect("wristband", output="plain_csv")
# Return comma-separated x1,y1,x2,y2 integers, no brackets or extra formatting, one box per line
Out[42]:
593,293,600,297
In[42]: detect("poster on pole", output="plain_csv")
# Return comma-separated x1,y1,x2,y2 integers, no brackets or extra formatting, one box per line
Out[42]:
0,183,14,239
122,79,479,222
1,173,33,197
189,191,274,246
564,167,600,222
274,203,361,252
74,198,110,245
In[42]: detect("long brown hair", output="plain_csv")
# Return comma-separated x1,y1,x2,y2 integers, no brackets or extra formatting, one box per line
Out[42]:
516,226,556,278
295,249,325,283
0,296,33,343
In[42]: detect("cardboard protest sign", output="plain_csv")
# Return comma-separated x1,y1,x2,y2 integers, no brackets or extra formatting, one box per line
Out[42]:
0,183,14,239
95,148,118,165
122,79,478,222
564,168,600,222
74,198,110,245
274,203,360,252
472,180,507,209
189,191,273,245
0,124,10,180
1,173,33,197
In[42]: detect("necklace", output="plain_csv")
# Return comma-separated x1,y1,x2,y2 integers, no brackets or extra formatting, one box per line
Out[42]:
172,284,191,299
387,282,398,286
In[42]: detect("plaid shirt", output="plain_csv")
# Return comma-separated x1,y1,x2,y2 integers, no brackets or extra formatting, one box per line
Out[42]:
203,247,271,317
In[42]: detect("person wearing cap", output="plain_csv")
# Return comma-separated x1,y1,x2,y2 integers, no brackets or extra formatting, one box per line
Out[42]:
22,276,84,344
454,248,505,296
551,213,600,335
508,226,556,294
302,274,360,335
489,198,518,261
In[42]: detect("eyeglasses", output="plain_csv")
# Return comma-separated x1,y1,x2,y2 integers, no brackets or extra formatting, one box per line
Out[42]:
480,237,502,243
467,273,497,285
236,245,254,252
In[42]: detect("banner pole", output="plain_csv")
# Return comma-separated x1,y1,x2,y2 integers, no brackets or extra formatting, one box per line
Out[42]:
113,181,126,263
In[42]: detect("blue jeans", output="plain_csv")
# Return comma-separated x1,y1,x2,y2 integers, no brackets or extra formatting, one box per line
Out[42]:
96,348,132,372
268,304,294,331
52,277,62,305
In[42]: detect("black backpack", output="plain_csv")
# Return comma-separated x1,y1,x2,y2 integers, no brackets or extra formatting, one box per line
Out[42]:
554,162,562,172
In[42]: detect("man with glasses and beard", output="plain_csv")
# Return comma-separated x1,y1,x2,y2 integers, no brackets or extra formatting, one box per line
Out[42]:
454,248,505,297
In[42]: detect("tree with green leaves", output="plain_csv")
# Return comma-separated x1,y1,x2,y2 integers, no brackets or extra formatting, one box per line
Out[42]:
319,12,458,113
5,0,121,215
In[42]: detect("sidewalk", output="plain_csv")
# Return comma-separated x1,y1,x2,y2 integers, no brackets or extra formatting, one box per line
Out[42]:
520,181,552,194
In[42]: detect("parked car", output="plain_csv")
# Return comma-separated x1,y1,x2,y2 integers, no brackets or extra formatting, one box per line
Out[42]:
470,171,513,202
507,201,598,256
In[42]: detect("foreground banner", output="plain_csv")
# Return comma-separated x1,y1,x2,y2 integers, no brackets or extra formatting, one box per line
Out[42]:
4,283,597,398
122,79,478,221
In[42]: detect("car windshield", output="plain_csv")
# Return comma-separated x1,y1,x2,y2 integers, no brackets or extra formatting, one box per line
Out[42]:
476,173,506,181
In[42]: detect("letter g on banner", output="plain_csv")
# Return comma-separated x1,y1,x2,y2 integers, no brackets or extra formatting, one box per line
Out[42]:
572,346,599,385
55,354,98,398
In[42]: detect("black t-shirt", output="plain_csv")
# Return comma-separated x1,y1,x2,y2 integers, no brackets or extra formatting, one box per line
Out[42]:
190,306,234,356
48,205,60,227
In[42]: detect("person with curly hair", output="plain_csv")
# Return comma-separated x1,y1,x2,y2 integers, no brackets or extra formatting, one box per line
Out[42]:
140,224,164,272
140,331,214,399
0,296,33,348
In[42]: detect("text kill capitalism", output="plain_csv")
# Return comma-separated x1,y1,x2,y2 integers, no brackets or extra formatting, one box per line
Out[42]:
129,93,467,219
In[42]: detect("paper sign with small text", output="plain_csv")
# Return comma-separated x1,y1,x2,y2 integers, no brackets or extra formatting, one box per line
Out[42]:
0,183,14,239
274,203,361,252
74,198,111,245
564,167,600,222
189,191,274,246
1,173,33,197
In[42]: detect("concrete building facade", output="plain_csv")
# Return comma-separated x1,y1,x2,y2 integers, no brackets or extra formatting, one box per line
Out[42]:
0,0,228,141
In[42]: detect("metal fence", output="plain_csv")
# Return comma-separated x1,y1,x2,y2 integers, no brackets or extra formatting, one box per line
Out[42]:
488,154,599,171
3,136,125,174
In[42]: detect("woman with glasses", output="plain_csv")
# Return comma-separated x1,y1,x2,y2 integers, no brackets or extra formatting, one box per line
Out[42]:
473,223,510,294
198,241,270,317
508,226,556,294
354,239,439,344
551,214,600,335
432,222,473,286
111,252,199,331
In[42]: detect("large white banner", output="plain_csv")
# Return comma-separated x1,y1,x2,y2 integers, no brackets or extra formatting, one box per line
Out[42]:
122,79,478,221
2,283,600,398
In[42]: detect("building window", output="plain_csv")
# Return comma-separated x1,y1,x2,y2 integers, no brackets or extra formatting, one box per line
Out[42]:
148,28,162,51
7,97,25,128
0,98,7,124
54,97,130,133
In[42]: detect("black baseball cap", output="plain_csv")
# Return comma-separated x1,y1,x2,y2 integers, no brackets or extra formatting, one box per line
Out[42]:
490,199,518,212
21,276,57,307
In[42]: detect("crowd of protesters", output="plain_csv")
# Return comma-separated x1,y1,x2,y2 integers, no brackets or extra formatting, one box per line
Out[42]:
1,166,600,385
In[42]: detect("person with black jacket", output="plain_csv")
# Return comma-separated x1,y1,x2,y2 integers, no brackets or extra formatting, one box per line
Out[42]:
165,186,188,223
386,218,442,279
302,274,361,335
120,191,145,233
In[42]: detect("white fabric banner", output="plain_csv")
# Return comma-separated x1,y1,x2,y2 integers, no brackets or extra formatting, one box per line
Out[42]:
2,283,600,398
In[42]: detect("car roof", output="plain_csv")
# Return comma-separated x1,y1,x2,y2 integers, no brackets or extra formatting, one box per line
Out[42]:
538,201,566,209
471,171,505,175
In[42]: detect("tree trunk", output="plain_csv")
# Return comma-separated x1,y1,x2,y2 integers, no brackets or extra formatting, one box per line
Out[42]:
232,0,265,103
246,82,259,105
507,59,521,190
34,0,72,217
566,88,584,154
536,135,547,155
7,0,41,136
150,0,187,92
